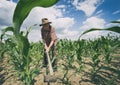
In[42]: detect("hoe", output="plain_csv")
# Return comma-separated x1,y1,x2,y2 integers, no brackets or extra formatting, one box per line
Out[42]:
44,51,57,85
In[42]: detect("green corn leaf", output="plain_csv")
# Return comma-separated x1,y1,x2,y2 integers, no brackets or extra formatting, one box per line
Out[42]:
0,48,7,61
31,68,40,80
80,26,120,37
18,34,30,57
2,27,14,33
1,27,14,40
80,28,103,37
111,21,120,23
13,0,59,34
105,26,120,33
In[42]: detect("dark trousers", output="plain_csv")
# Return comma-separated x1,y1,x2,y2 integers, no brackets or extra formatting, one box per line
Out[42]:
43,46,57,67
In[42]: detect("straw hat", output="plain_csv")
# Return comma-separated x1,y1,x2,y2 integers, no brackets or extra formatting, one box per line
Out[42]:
40,18,51,26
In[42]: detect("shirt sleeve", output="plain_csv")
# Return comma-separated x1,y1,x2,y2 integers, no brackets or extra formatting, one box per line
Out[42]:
51,27,57,41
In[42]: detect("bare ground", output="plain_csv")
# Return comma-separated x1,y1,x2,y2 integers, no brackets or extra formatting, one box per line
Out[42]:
0,53,120,85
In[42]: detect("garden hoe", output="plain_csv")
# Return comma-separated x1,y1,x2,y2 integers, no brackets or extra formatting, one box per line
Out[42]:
44,51,57,84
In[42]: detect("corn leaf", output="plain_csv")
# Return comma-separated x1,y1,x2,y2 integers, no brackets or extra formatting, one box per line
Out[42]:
1,27,14,40
21,35,30,57
80,26,120,37
105,26,120,33
111,21,120,23
2,27,14,33
13,0,59,34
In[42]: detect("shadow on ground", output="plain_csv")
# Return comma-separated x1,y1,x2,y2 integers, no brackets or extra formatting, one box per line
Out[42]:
79,58,120,85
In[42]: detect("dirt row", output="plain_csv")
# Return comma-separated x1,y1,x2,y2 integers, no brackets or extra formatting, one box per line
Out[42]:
0,53,120,85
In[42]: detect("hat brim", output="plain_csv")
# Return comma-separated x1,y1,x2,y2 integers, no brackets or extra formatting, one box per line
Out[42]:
39,22,52,26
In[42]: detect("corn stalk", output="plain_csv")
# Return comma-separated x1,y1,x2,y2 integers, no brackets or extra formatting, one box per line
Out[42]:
1,0,59,85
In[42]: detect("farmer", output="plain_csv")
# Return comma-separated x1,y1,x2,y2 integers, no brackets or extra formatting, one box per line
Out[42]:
40,18,58,70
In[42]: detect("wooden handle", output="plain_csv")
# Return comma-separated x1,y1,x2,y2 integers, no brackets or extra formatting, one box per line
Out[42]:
46,52,53,75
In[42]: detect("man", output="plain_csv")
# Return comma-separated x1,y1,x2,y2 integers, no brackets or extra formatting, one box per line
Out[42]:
40,18,57,69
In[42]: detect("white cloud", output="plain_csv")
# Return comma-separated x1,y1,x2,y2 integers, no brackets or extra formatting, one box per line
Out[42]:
55,5,66,12
52,17,75,29
0,1,76,42
81,31,102,40
81,16,105,30
96,10,103,14
73,0,104,16
0,0,16,27
22,7,75,42
28,29,41,42
62,29,79,40
105,19,120,28
22,6,63,28
113,10,120,15
0,0,16,38
55,5,66,9
80,16,106,39
52,18,76,40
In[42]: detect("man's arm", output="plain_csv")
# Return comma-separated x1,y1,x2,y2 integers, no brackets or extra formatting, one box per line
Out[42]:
42,39,47,50
46,40,54,52
46,27,57,52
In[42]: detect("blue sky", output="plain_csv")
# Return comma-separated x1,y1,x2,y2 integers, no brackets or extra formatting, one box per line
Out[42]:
0,0,120,42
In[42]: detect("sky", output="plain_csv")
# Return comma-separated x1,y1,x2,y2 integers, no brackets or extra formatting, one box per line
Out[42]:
0,0,120,42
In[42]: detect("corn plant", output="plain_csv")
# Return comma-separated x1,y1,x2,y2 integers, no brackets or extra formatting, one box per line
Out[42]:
0,41,5,61
100,35,119,64
75,39,89,72
83,39,100,78
61,54,76,85
29,41,44,68
1,0,59,85
80,20,120,77
57,39,86,85
56,39,75,85
91,53,101,78
2,29,39,85
80,21,120,37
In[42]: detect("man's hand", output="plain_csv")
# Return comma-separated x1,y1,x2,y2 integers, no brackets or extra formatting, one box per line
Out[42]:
44,41,53,53
46,41,54,53
46,47,50,53
44,45,47,50
44,45,50,53
44,43,50,53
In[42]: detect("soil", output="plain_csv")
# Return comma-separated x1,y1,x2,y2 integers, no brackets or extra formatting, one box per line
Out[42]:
0,53,120,85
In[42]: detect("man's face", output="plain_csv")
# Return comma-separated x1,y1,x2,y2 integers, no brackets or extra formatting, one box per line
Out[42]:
43,23,49,27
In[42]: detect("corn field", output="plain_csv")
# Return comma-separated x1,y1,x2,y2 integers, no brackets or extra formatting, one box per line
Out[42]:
0,34,120,85
0,0,120,85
